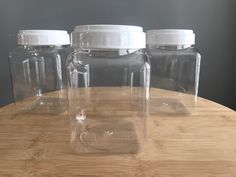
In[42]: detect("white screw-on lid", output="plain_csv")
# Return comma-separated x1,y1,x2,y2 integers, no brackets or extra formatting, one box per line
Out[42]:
146,29,195,46
71,25,146,49
17,30,70,46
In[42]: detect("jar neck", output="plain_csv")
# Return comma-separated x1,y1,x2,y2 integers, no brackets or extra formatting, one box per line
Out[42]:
148,44,194,50
75,48,141,57
20,45,64,50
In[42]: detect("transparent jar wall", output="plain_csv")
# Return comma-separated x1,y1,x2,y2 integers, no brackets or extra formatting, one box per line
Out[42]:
147,45,201,116
67,49,150,154
9,45,71,114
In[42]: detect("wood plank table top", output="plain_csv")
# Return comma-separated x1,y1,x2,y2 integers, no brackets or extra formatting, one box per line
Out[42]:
0,88,236,177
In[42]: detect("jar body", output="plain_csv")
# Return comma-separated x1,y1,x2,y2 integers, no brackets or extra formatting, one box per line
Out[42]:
67,49,150,154
147,45,201,115
9,45,71,114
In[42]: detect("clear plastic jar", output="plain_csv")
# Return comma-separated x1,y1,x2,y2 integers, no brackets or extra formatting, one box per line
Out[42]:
146,29,201,115
9,30,71,114
67,25,150,154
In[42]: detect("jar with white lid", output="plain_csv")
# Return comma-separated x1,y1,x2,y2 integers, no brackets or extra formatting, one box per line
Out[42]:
67,25,150,154
146,29,201,115
9,30,71,114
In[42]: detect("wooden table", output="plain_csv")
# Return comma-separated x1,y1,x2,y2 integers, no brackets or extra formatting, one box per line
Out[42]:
0,88,236,177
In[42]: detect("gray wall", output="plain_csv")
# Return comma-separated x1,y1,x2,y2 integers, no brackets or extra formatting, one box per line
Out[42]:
0,0,235,110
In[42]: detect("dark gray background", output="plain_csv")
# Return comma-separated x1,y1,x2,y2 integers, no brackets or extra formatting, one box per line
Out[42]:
0,0,235,110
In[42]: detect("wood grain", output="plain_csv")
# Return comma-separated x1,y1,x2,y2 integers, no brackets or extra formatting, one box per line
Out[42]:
0,88,235,177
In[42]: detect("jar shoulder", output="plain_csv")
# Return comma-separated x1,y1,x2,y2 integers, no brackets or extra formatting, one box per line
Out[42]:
67,50,148,62
66,50,150,72
9,46,72,61
147,47,201,56
9,47,36,60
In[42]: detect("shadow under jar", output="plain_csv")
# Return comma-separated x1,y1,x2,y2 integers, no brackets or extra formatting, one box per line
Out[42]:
67,25,150,154
9,30,71,115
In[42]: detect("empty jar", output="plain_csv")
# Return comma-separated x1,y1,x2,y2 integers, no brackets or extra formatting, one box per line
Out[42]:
9,30,70,114
146,29,201,115
67,25,150,154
